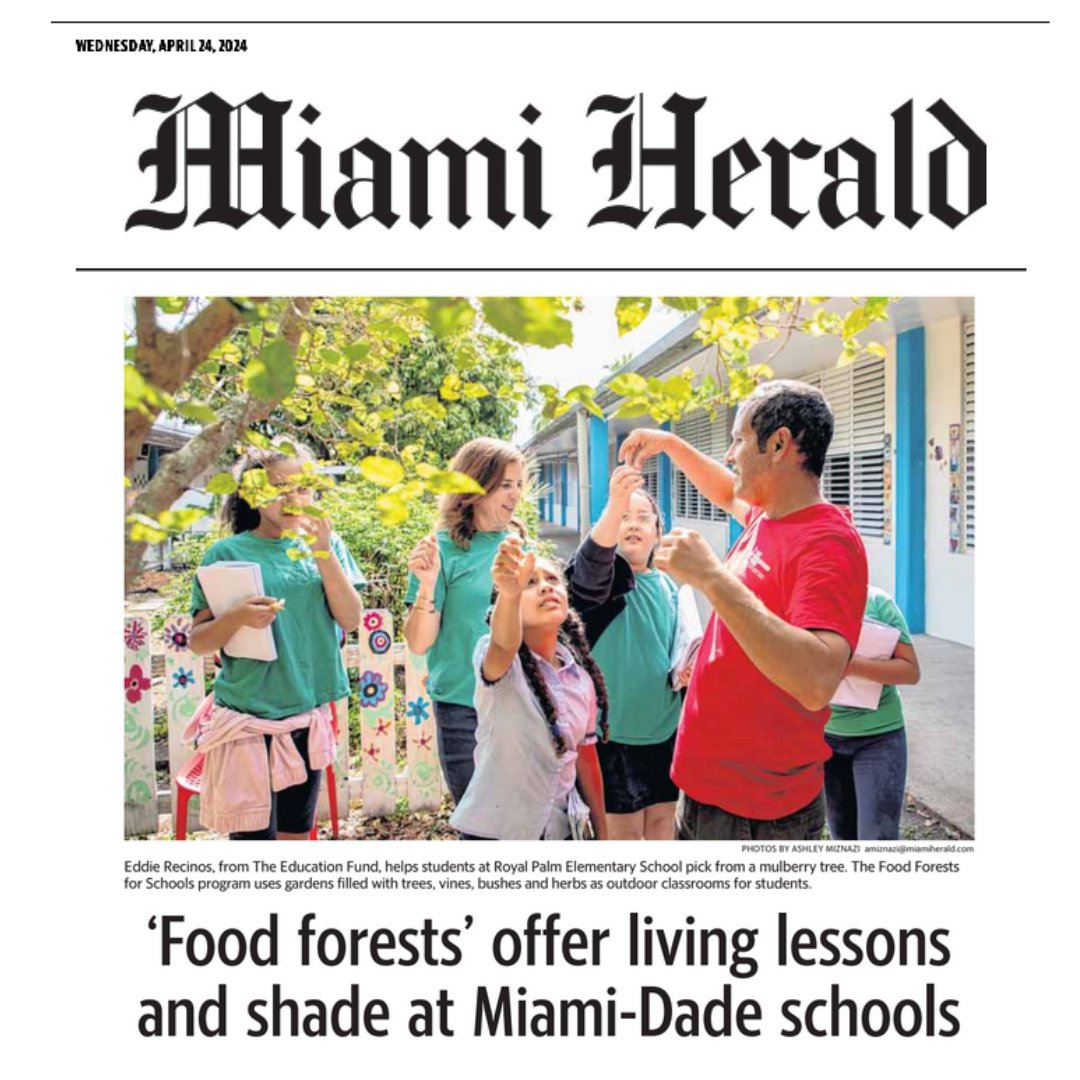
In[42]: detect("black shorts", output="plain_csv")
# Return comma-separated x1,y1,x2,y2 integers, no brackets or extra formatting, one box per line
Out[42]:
597,732,680,815
230,728,323,840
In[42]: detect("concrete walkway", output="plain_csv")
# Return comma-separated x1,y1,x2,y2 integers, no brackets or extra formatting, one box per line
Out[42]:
899,634,974,837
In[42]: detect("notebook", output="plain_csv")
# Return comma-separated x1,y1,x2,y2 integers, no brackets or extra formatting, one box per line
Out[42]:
830,618,902,710
195,561,278,662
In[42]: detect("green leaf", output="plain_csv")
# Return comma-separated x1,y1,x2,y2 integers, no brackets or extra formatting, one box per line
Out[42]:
426,298,477,338
609,372,649,397
124,365,149,411
615,296,652,336
342,342,370,364
245,430,272,449
375,492,409,526
865,342,888,359
359,456,405,488
126,513,168,543
424,470,485,495
175,401,217,424
659,296,705,313
244,338,296,400
480,297,573,348
205,472,238,495
370,320,412,348
439,373,462,401
157,508,206,532
155,297,188,315
613,401,652,419
661,375,693,404
842,308,872,339
461,383,491,399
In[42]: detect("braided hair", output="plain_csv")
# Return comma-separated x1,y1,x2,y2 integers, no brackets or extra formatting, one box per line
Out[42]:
490,581,610,756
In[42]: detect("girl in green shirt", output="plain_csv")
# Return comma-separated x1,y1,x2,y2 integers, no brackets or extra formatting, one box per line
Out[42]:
190,449,366,840
824,587,921,840
567,466,688,841
403,438,528,806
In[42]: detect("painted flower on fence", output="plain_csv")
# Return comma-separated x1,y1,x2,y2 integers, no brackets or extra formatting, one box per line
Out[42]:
124,621,146,651
363,611,384,632
163,619,191,652
368,629,392,655
406,697,430,725
125,664,152,704
358,670,389,708
172,668,196,690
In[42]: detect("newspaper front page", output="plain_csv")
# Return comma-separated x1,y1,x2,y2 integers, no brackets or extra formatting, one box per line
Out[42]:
11,1,1075,1075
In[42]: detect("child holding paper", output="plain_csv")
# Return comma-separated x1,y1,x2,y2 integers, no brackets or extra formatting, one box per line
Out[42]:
566,466,689,841
449,539,609,841
187,448,365,840
824,587,921,841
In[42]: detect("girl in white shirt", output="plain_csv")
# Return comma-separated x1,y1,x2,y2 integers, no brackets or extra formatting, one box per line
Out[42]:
450,538,609,841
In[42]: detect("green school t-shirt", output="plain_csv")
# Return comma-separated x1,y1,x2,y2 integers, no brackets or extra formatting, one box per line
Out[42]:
405,529,506,707
591,568,683,744
190,531,365,720
826,587,913,738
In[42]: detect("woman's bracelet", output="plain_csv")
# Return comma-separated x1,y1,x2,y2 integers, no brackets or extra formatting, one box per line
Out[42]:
412,594,437,614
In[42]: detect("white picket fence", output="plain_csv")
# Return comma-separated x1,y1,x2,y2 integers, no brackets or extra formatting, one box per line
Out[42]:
123,610,443,837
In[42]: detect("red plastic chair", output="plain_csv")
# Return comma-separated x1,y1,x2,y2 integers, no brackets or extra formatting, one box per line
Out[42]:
175,701,341,840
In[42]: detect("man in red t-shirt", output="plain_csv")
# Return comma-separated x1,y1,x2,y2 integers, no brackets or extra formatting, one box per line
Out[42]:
620,380,868,840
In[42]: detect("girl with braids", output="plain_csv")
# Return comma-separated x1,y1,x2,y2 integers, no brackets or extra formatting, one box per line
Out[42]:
566,465,688,841
404,437,527,805
449,537,609,841
188,447,366,840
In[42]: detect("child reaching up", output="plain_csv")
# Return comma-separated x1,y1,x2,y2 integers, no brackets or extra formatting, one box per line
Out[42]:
450,538,609,841
566,465,686,841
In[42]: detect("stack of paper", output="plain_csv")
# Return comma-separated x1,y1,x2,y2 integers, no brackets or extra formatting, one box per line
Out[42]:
195,561,278,662
830,618,902,710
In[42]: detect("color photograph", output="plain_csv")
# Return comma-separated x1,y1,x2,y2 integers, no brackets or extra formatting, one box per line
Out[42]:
123,297,974,843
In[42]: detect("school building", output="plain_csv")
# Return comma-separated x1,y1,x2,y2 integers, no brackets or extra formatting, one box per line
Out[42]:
525,298,975,648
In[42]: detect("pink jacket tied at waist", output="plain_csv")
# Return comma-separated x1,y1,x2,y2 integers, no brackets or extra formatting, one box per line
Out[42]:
180,696,336,835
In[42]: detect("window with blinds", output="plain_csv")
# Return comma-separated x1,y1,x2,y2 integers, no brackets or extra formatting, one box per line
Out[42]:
963,319,975,551
640,453,660,501
672,409,730,522
802,358,887,539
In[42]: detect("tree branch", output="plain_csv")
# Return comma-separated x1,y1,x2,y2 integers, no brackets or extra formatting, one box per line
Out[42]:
125,298,254,475
124,299,311,591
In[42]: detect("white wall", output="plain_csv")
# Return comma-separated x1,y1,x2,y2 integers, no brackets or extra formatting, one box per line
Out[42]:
672,516,731,625
924,317,975,646
565,459,579,532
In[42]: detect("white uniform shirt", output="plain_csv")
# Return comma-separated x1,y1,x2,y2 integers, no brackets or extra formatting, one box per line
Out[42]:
450,634,598,840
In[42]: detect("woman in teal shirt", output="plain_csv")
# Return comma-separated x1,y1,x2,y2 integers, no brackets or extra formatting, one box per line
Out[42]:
404,438,527,805
190,448,365,840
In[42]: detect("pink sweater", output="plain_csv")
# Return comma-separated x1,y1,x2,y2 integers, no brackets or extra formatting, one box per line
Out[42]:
180,696,336,835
